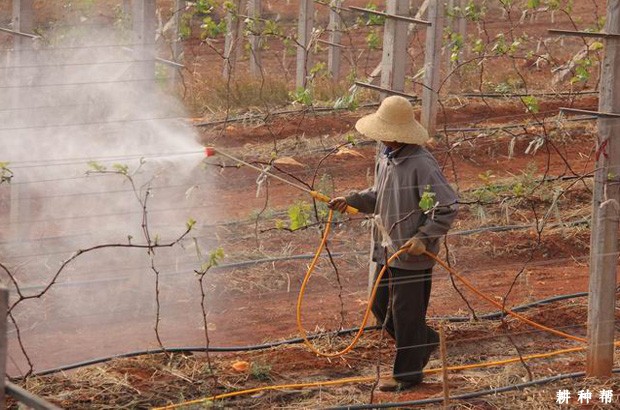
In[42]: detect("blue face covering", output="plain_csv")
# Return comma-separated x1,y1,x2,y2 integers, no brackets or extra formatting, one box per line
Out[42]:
383,144,404,158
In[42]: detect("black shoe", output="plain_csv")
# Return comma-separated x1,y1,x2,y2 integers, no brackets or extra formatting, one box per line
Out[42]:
378,376,422,392
423,328,439,367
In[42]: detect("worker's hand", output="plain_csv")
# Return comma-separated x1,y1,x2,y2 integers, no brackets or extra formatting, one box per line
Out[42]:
328,197,349,213
402,237,426,256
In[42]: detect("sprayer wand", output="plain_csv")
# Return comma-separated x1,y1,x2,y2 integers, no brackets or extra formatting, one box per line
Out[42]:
204,146,359,215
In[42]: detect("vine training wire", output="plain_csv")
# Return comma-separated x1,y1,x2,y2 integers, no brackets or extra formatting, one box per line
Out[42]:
156,209,600,409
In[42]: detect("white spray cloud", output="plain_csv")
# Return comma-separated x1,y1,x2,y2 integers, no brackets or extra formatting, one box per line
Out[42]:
0,25,217,374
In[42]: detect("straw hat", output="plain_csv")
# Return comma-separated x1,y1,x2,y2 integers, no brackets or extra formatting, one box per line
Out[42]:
355,96,429,145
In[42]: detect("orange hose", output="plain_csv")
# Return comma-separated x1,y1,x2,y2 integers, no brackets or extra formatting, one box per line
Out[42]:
296,210,585,359
154,211,596,410
295,210,406,357
153,345,589,409
425,252,586,343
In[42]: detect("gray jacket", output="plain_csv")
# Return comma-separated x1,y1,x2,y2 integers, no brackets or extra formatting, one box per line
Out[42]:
345,143,458,270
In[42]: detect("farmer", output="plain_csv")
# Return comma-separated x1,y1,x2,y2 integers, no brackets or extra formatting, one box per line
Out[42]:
328,95,458,391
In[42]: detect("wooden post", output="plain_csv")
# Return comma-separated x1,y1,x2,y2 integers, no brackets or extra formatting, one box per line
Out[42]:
410,0,423,10
421,0,444,137
171,0,186,85
407,0,429,35
223,0,245,79
296,0,314,89
368,0,411,294
327,0,342,80
443,0,455,91
439,325,449,408
9,1,33,243
380,0,409,97
11,0,34,88
0,286,7,409
122,0,131,15
248,0,261,76
586,0,620,378
131,0,157,81
351,0,428,94
11,0,33,52
172,0,186,62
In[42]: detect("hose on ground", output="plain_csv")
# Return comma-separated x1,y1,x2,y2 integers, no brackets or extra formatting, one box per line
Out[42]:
325,368,620,409
25,291,588,378
296,210,585,361
152,344,591,409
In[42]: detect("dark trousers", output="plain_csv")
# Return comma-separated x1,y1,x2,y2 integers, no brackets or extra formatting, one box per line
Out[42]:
372,264,436,382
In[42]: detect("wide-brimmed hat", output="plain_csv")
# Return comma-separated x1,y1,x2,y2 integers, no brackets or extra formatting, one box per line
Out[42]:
355,95,429,145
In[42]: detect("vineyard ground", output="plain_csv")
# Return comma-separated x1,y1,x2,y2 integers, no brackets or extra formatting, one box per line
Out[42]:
17,96,620,409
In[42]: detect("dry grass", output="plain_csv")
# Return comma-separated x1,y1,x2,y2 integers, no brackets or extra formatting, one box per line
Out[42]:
185,71,291,115
12,300,611,409
182,66,378,117
18,354,213,409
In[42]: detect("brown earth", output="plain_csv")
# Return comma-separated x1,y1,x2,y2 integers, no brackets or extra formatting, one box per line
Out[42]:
2,1,617,409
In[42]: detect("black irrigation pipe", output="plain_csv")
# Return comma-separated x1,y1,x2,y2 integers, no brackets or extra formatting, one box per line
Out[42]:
12,251,362,293
449,219,589,237
210,251,355,271
12,218,590,293
433,291,588,322
327,368,620,409
24,292,589,378
194,91,598,128
444,114,597,133
193,102,382,128
459,90,598,98
25,325,380,378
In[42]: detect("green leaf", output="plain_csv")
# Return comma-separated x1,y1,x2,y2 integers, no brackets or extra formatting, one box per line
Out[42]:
0,161,13,184
419,185,437,212
527,0,541,9
193,0,216,14
223,0,237,13
464,0,485,21
362,2,385,26
200,16,226,39
478,170,496,185
472,38,484,54
345,133,357,145
366,28,381,50
333,94,358,110
289,87,313,106
521,95,540,114
112,163,129,175
512,182,525,197
263,20,283,36
87,161,106,172
288,201,311,230
492,34,508,55
186,218,197,230
590,41,604,51
208,247,225,267
310,61,326,76
179,12,192,39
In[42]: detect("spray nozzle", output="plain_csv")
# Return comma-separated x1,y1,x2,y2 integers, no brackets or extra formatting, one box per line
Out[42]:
204,147,216,157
